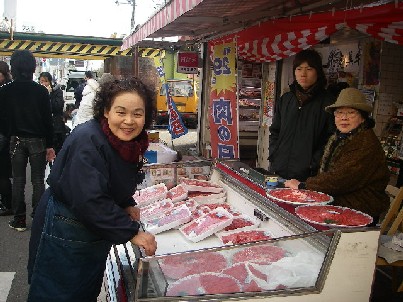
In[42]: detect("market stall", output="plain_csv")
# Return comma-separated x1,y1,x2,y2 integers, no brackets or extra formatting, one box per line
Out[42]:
104,160,379,302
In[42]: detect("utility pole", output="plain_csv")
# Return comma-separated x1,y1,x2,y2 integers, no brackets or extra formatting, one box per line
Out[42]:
130,0,136,33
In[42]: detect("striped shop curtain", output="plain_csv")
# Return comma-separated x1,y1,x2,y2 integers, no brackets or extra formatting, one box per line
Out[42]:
231,2,403,63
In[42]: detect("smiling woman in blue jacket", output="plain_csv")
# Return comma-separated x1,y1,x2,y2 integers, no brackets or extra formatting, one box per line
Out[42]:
28,77,158,302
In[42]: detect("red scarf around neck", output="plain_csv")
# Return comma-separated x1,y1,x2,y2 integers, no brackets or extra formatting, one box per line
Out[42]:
100,117,149,164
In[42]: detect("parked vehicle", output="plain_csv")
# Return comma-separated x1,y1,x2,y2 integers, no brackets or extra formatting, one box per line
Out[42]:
156,79,198,128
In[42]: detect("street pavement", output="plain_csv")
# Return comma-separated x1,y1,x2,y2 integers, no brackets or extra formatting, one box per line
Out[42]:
0,166,32,302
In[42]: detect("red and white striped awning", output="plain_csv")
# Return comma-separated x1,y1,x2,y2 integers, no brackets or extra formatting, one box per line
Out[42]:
122,0,204,49
231,2,403,62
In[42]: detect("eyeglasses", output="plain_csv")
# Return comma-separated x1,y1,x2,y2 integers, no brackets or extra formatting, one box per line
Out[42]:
333,110,359,118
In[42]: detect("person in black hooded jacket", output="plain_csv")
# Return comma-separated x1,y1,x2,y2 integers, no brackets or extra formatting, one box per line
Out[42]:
0,50,55,231
39,72,66,154
0,60,13,216
269,49,336,182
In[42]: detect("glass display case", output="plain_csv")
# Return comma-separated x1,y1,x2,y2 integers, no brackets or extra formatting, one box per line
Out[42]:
105,160,380,302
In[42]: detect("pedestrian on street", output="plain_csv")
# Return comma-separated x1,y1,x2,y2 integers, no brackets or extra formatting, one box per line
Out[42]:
0,60,13,216
268,48,336,181
28,77,157,301
74,78,85,108
39,72,67,154
0,50,55,231
73,70,99,128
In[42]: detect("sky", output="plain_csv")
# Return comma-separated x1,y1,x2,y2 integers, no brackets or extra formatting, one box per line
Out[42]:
1,0,158,38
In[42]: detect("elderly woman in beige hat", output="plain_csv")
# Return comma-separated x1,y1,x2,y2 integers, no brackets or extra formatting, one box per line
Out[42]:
285,88,390,222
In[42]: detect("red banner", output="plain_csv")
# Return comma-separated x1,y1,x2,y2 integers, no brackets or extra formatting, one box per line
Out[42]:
208,40,238,159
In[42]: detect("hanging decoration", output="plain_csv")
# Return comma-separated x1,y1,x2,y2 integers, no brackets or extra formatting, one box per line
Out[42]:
208,38,239,159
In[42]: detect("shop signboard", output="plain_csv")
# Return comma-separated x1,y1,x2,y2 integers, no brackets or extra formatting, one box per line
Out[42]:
208,40,239,159
177,52,198,74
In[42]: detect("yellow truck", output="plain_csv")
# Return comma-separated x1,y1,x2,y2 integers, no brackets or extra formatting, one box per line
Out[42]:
156,79,198,128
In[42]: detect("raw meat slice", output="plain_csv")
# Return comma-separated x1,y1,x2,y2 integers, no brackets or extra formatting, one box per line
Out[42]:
144,204,191,234
159,251,228,280
221,262,262,292
223,214,260,232
202,202,232,212
217,229,273,245
267,188,332,205
232,245,286,264
166,273,241,296
167,184,188,202
188,191,226,204
295,205,373,227
175,198,199,211
133,183,168,207
179,207,233,242
140,199,174,221
190,205,211,220
180,178,224,193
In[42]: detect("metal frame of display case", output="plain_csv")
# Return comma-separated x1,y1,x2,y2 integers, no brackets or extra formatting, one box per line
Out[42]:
133,230,341,301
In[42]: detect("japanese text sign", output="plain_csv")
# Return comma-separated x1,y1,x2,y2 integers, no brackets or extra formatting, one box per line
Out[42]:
208,41,238,159
177,52,198,74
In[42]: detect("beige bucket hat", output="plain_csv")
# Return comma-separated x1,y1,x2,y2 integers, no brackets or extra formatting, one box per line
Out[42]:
325,87,373,113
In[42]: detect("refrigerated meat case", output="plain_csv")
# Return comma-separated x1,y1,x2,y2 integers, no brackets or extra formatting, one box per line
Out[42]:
105,160,380,302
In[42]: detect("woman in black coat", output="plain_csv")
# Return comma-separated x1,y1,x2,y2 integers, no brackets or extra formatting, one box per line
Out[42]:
39,72,66,154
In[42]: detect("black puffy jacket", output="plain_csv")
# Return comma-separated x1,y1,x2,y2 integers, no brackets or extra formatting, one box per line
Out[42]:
269,84,335,181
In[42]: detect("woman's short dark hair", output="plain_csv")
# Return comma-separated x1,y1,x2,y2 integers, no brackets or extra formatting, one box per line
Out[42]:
293,48,327,88
39,71,52,83
10,50,36,80
93,77,155,129
85,71,93,79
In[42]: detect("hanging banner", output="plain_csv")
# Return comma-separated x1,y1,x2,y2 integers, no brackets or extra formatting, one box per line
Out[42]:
153,55,188,139
208,40,238,159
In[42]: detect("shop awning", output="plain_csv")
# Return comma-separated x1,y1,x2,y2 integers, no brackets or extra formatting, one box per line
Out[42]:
231,1,403,62
122,0,379,50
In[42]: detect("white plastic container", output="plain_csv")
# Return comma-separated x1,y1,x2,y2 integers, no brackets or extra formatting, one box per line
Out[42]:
179,207,233,243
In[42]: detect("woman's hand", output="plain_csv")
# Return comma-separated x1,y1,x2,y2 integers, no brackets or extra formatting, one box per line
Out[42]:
46,148,56,162
125,206,140,221
284,179,300,189
130,231,157,256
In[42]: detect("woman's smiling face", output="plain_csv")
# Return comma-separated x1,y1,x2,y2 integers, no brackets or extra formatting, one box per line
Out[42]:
104,92,146,141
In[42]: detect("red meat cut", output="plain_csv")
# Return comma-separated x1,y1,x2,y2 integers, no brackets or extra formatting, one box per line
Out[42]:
159,251,228,280
232,245,286,264
133,183,168,207
167,184,188,202
267,188,331,204
140,199,174,221
180,178,224,193
188,191,226,203
221,262,263,292
166,273,242,296
219,229,272,245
